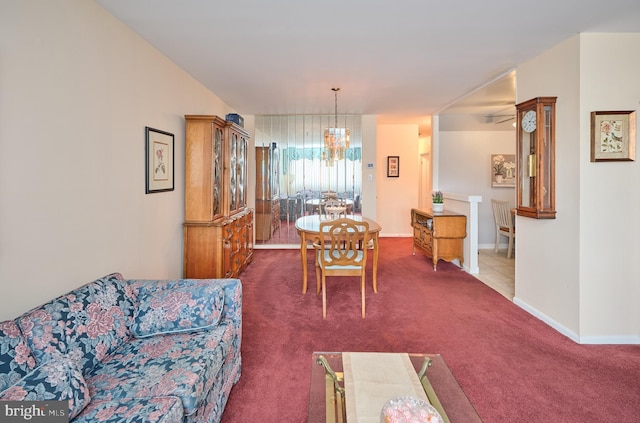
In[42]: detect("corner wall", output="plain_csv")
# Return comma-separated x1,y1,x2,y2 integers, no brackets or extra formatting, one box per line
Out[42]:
375,124,420,236
578,33,640,342
515,33,640,343
514,36,582,339
0,1,231,320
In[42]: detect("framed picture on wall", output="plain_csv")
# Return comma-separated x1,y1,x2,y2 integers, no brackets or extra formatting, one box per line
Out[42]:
145,126,175,193
590,110,636,162
387,156,399,177
491,154,516,188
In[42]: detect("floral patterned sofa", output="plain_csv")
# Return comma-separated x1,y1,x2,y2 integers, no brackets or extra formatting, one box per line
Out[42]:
0,273,242,423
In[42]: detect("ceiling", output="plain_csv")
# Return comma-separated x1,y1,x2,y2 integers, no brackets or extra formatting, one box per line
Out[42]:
96,0,640,133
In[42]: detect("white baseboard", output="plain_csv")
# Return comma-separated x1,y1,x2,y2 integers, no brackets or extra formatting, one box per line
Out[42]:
478,243,509,250
514,297,640,345
513,297,580,342
577,335,640,344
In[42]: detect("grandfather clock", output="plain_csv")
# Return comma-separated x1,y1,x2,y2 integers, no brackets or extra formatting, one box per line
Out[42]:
515,96,557,219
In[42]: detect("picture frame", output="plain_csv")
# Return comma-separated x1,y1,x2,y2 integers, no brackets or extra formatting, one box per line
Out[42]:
491,154,516,188
145,127,175,193
387,156,399,177
590,110,636,162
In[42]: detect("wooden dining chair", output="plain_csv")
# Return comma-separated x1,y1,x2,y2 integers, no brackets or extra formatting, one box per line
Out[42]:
314,218,369,318
491,199,515,258
321,198,347,220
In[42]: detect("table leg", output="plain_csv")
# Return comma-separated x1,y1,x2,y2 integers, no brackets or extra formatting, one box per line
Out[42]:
299,231,308,294
372,233,379,293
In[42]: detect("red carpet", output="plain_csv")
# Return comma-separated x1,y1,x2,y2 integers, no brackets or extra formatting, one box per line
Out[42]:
221,237,640,422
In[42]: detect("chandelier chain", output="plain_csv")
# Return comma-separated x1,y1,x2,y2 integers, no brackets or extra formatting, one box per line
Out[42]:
332,87,339,128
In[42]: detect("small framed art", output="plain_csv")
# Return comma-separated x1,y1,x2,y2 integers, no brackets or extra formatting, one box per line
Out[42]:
590,110,636,162
387,156,399,177
145,126,175,193
491,154,516,188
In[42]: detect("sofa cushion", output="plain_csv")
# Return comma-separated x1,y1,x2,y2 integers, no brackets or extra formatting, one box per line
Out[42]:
18,273,136,374
87,322,235,416
73,396,183,423
0,357,91,419
0,320,37,392
131,281,225,338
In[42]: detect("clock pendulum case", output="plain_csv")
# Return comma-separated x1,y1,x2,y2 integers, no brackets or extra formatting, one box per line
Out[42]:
515,97,557,219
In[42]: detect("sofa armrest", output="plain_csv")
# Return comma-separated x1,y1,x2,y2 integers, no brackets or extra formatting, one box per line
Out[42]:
207,278,242,330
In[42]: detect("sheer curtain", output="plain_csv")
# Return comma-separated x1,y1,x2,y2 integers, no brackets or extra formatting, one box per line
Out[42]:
255,115,362,246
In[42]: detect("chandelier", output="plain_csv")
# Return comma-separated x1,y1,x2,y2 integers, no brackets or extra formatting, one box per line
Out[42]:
324,88,350,162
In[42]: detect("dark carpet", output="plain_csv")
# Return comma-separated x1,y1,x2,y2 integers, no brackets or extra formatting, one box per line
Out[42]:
221,237,640,422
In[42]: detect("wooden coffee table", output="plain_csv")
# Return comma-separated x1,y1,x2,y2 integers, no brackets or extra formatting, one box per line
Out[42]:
308,352,482,423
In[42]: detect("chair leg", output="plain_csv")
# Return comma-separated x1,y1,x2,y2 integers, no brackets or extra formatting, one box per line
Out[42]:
315,255,321,295
507,235,514,259
361,274,366,318
494,229,500,253
322,275,327,319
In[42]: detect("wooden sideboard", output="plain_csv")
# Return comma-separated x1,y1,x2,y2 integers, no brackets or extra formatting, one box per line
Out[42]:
411,208,466,270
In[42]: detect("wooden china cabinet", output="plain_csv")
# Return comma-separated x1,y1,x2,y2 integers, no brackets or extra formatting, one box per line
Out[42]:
183,115,254,278
255,144,280,241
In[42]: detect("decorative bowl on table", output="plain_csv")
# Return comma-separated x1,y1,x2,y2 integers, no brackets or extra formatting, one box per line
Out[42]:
380,396,444,423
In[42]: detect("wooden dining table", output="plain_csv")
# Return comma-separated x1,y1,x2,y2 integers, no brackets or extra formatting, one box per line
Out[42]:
294,215,382,294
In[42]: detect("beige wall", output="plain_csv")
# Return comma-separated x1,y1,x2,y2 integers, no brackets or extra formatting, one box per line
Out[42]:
0,1,232,320
515,35,582,338
438,130,516,246
375,124,420,236
361,116,378,221
578,33,640,340
515,34,640,343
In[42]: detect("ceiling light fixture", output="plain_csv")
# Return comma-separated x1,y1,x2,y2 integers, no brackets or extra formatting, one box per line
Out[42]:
324,88,350,162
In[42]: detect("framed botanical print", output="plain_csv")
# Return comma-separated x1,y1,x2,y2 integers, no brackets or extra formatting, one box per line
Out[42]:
590,110,636,162
145,127,175,193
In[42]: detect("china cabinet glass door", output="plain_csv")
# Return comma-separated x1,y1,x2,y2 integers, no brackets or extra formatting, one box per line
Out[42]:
229,133,237,212
213,126,223,217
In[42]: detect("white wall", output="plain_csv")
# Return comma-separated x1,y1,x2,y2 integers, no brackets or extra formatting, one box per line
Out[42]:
514,36,582,339
360,116,378,221
375,124,420,236
515,34,640,343
438,131,516,247
0,1,233,320
578,33,640,341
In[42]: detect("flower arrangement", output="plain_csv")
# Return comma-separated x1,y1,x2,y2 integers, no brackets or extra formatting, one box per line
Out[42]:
492,154,505,176
599,120,623,152
503,161,516,178
432,191,443,204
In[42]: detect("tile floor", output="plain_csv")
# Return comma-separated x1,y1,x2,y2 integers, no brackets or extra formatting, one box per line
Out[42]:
474,249,515,300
